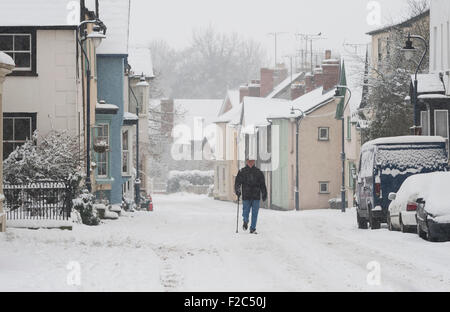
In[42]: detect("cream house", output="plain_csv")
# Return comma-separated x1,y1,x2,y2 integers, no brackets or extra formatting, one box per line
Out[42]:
0,0,83,160
0,52,14,232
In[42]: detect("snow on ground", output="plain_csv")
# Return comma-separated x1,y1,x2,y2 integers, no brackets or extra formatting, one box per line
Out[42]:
1,193,450,292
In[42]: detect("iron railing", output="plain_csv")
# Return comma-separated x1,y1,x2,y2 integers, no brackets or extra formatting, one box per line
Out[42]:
4,182,73,220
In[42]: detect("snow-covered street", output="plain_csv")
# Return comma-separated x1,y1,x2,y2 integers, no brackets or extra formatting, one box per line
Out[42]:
1,193,450,292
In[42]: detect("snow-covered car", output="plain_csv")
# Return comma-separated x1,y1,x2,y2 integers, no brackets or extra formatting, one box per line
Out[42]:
387,177,421,233
388,172,450,241
356,136,448,230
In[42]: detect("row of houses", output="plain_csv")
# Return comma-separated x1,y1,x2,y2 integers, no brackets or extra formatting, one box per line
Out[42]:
212,50,368,210
212,0,450,211
0,0,154,231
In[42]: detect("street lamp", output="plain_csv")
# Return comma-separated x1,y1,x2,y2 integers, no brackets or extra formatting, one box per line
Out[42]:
290,106,305,211
77,19,107,192
133,73,150,206
334,85,352,213
401,33,428,135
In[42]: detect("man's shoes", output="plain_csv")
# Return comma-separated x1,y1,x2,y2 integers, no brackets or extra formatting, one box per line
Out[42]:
250,228,258,234
243,222,248,231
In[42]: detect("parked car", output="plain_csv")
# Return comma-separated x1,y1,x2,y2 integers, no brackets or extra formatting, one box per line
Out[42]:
400,172,450,242
387,176,422,233
356,136,448,230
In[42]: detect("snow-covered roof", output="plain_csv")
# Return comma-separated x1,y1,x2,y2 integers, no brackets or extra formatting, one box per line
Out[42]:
414,74,446,94
242,97,292,131
123,112,138,120
174,99,224,129
128,45,154,78
292,87,335,115
363,136,446,149
266,72,304,99
0,0,78,26
214,103,243,125
0,52,14,67
96,0,130,55
96,102,119,110
217,90,240,117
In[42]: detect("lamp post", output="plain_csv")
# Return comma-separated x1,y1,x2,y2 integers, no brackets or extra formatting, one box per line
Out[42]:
77,20,106,192
334,85,352,213
290,107,305,211
134,73,150,206
401,33,428,135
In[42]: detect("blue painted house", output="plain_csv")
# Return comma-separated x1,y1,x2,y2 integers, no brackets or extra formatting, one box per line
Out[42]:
94,0,132,205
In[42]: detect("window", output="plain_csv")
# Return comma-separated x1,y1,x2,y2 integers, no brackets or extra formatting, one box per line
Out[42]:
0,28,36,75
420,111,430,136
3,113,36,159
122,129,130,175
318,127,329,141
349,162,355,189
433,26,438,71
377,38,383,62
319,182,330,194
347,117,352,140
96,124,109,178
435,110,449,139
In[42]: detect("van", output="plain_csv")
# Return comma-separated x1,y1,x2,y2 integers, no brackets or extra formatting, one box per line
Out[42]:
356,136,448,230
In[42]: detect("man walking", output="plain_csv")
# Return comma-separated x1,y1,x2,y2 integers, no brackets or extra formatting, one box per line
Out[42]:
235,158,267,234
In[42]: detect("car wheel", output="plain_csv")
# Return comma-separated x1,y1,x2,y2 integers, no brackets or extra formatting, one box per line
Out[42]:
369,208,381,230
400,215,408,233
417,222,427,240
426,222,438,242
357,212,368,229
387,212,393,231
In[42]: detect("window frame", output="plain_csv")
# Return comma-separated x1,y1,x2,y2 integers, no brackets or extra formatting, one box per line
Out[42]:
121,129,131,176
3,112,37,160
95,123,110,179
318,127,330,141
434,109,449,139
0,27,37,76
420,111,430,136
319,181,330,194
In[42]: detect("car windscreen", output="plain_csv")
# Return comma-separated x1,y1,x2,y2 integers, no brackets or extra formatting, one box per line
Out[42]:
376,144,448,177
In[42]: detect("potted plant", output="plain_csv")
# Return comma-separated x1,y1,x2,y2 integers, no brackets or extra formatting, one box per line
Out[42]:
93,139,108,153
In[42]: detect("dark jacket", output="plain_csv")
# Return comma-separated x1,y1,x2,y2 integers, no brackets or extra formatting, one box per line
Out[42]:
235,165,268,201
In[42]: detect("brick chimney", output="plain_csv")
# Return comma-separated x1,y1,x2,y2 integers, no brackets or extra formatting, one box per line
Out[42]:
291,82,305,100
273,64,288,86
248,80,261,97
260,68,274,97
305,73,314,93
322,59,340,91
313,66,324,88
325,49,332,60
239,85,249,103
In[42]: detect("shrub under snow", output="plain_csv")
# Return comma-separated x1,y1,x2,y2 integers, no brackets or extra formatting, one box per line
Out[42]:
167,170,214,193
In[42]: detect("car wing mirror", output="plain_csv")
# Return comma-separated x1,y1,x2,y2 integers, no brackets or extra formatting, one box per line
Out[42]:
388,193,396,201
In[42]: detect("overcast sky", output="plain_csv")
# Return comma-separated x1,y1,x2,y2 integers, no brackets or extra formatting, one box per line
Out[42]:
129,0,416,65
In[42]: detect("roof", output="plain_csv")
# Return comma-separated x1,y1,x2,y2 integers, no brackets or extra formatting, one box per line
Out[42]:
96,0,130,55
241,97,292,133
0,0,79,26
128,45,154,78
362,136,446,149
366,9,430,36
214,103,243,125
174,99,224,129
292,87,335,115
413,74,445,94
265,72,304,99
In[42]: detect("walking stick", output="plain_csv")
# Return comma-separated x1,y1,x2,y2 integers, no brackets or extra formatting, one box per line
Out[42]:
236,196,240,234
